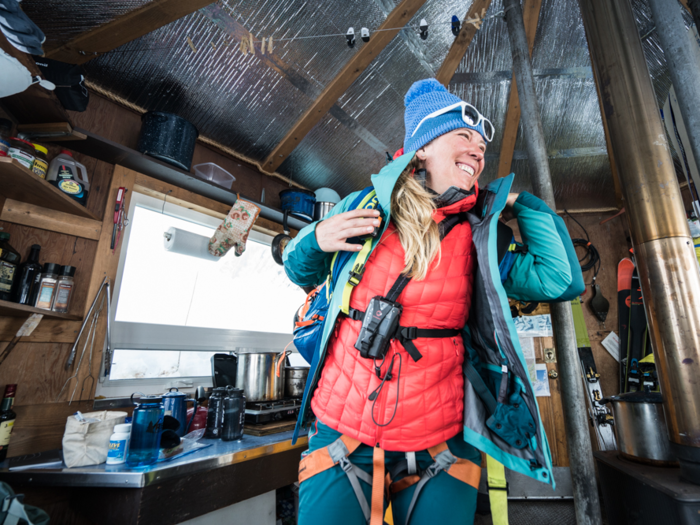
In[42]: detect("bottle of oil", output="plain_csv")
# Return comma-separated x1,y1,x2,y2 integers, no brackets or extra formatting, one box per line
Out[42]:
0,233,20,302
0,384,17,462
11,244,42,305
46,150,90,206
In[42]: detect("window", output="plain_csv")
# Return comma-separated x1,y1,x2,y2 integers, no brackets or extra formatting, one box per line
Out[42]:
96,192,306,397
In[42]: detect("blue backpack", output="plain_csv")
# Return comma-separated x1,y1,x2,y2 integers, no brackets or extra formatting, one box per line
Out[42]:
292,187,381,363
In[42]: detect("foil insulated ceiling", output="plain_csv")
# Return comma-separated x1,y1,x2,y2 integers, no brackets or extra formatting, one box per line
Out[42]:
22,0,692,210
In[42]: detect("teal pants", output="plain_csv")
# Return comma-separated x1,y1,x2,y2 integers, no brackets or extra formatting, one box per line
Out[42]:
298,420,481,525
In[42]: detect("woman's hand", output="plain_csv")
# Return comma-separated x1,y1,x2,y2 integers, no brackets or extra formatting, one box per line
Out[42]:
315,209,381,252
500,193,520,222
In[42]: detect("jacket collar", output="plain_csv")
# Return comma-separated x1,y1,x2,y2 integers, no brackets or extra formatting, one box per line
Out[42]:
369,150,479,223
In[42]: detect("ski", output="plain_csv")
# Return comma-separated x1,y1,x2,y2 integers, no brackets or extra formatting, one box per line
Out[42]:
571,297,617,451
617,259,634,392
625,269,646,393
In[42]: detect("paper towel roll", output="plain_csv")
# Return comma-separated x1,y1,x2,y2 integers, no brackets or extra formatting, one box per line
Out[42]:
163,227,220,262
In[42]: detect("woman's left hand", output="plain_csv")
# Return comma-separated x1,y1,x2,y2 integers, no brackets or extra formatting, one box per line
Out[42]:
501,193,520,222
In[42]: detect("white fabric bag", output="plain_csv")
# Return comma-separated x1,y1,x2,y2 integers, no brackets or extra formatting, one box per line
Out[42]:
62,411,127,468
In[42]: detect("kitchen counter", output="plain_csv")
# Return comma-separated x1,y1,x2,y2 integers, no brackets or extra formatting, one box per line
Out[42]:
0,431,307,488
0,430,308,525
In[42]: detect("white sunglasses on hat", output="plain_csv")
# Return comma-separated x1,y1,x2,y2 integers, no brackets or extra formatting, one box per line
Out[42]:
411,101,495,143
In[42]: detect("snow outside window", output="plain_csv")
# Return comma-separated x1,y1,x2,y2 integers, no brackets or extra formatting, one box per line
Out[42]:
99,192,305,395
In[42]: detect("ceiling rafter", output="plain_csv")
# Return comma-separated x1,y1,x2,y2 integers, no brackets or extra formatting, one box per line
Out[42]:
261,0,428,174
435,0,494,86
201,5,388,156
496,0,543,179
44,0,215,64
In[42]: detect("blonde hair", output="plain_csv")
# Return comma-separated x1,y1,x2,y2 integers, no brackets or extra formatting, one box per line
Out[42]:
390,156,440,280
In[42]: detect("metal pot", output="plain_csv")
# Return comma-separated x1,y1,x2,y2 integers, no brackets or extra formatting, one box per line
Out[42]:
284,367,309,398
235,350,291,402
137,112,199,171
603,392,678,466
313,201,336,221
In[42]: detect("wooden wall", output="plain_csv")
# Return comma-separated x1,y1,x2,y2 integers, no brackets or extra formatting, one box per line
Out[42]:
0,90,296,457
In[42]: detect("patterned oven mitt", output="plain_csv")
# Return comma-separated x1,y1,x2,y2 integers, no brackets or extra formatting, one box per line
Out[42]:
208,198,261,257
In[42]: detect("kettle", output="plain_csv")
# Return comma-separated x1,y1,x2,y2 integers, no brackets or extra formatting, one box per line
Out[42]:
162,388,198,437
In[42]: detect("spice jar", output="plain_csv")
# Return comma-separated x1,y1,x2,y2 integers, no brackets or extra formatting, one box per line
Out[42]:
0,119,11,157
52,265,75,313
0,233,21,302
31,144,49,179
34,263,60,310
8,138,35,170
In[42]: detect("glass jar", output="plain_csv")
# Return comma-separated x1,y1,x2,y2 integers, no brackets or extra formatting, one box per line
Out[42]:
31,143,49,179
0,233,21,302
8,138,35,170
0,119,11,157
221,387,246,441
34,263,60,310
204,387,226,439
51,265,75,313
127,394,164,467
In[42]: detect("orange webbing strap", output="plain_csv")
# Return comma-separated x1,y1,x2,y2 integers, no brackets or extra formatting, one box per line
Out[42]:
298,434,362,483
427,442,482,490
371,446,385,525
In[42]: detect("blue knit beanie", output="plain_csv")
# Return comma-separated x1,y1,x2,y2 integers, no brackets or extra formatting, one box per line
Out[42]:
403,79,488,152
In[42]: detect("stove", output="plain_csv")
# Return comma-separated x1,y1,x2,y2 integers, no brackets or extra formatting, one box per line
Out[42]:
244,398,302,424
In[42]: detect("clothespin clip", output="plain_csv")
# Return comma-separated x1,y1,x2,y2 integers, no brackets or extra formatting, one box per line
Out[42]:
186,36,197,53
261,37,266,55
419,19,428,40
211,42,217,50
346,27,355,48
451,15,460,36
249,33,254,54
268,36,273,53
240,38,249,55
361,27,370,42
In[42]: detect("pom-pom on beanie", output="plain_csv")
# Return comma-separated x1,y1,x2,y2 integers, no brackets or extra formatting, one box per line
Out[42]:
403,78,486,152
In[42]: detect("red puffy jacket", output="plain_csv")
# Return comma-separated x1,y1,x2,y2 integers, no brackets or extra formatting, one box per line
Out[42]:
311,193,478,452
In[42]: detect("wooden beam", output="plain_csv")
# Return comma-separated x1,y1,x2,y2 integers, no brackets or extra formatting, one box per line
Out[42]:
435,0,494,86
262,0,428,173
496,0,543,179
44,0,215,64
0,199,102,240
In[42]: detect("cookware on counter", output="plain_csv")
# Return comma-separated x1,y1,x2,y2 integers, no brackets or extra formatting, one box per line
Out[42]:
602,391,678,466
271,211,291,266
235,350,292,402
162,387,197,437
285,367,309,398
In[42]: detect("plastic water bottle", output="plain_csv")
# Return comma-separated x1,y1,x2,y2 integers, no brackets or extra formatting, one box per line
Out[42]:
126,394,164,467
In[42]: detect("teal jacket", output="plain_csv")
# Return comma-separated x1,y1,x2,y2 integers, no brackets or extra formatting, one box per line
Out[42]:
283,152,584,487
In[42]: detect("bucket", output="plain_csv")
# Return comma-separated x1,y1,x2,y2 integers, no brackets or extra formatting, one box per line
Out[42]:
280,189,316,220
137,112,199,171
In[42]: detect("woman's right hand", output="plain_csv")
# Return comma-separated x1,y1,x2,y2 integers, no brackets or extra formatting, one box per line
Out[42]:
315,209,381,253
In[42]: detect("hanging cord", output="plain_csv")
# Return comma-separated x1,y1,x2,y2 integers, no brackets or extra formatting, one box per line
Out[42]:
564,210,601,285
369,352,402,427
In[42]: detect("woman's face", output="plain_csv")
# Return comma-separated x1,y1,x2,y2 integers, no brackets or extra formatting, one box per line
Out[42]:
417,128,486,194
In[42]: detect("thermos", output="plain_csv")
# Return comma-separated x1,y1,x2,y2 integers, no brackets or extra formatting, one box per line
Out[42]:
204,387,226,439
161,388,197,437
222,387,246,441
127,394,164,467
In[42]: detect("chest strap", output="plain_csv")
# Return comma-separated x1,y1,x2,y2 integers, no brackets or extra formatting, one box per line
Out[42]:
347,307,460,362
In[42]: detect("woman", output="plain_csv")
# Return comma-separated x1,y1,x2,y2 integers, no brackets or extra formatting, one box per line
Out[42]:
283,79,583,525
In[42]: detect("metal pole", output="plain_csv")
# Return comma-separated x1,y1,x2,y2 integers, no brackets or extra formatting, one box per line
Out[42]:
648,0,700,191
579,0,700,484
502,1,604,523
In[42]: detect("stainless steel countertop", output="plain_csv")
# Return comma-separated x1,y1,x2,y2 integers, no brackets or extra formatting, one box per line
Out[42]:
0,431,308,489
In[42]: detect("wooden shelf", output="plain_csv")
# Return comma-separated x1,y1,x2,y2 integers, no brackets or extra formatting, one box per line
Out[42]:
54,128,311,231
0,157,99,221
0,299,81,320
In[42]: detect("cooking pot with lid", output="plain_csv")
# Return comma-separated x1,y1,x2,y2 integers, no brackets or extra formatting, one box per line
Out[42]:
284,367,309,398
235,350,291,402
603,391,678,466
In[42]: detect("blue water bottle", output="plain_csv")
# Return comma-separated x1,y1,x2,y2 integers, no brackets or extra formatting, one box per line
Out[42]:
126,393,164,467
